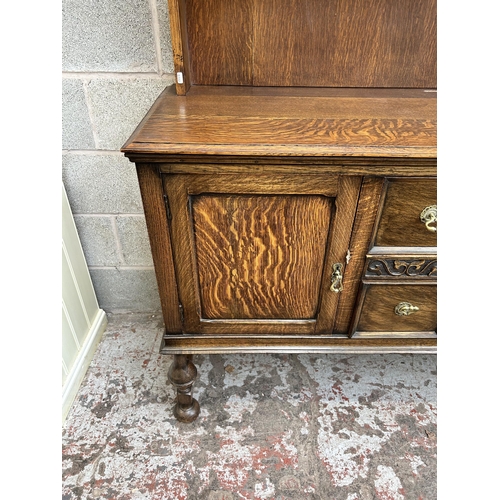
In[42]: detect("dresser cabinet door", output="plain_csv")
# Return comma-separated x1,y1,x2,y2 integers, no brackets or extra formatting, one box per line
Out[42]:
163,173,362,335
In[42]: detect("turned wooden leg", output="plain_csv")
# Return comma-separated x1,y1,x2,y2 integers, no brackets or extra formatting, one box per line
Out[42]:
167,354,200,423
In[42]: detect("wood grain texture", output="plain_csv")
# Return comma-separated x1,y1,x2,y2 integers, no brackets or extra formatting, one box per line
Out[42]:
160,334,437,354
193,319,317,336
164,173,361,335
163,175,202,333
315,175,362,334
121,86,437,159
254,0,436,87
167,354,200,422
181,0,436,88
333,176,384,334
124,0,439,398
186,0,253,85
192,195,332,319
156,162,436,178
374,178,437,247
152,87,437,120
184,173,339,196
135,164,182,332
138,117,434,146
355,283,437,335
166,0,191,94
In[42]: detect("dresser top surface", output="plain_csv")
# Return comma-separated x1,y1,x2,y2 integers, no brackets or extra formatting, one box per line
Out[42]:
122,85,436,159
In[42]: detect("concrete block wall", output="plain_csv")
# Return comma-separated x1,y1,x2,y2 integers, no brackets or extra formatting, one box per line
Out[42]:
62,0,177,312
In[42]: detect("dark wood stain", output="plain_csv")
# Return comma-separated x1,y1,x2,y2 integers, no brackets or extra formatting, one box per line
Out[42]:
184,0,436,88
355,283,437,334
160,334,436,353
135,164,182,333
375,178,437,247
125,0,438,423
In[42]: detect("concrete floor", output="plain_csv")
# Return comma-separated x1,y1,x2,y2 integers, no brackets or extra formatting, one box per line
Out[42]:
62,313,437,500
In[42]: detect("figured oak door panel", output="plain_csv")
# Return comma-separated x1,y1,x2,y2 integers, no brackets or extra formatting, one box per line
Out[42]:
163,173,362,335
193,195,331,320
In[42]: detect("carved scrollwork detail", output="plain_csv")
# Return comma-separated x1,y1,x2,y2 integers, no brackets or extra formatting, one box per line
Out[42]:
366,259,437,277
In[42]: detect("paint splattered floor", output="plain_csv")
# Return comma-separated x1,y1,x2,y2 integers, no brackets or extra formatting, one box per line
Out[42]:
62,313,437,500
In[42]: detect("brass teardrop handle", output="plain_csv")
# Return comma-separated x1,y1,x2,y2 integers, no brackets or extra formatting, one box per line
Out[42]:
394,302,419,316
420,205,437,233
330,263,343,293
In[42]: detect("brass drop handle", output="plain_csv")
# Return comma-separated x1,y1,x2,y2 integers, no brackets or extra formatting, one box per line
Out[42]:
394,302,419,316
330,263,343,293
420,205,437,233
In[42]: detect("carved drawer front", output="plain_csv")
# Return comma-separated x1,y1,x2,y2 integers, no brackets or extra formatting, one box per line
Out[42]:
351,283,436,338
365,256,437,280
374,178,437,248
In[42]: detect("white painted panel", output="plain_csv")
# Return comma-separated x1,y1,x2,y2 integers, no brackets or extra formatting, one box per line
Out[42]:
62,183,108,423
62,310,108,423
62,186,99,318
62,246,89,344
62,362,68,387
62,304,79,371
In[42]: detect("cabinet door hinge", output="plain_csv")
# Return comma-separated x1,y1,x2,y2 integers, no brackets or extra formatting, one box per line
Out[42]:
163,194,172,220
178,303,184,324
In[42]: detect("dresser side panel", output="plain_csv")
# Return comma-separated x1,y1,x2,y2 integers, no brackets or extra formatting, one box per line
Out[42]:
136,164,183,332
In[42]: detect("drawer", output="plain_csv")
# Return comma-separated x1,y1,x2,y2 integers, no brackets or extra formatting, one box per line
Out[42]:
351,283,436,337
375,179,437,247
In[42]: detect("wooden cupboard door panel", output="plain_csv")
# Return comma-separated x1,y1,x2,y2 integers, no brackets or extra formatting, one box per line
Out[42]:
375,178,437,248
164,174,362,335
192,194,332,319
354,283,436,337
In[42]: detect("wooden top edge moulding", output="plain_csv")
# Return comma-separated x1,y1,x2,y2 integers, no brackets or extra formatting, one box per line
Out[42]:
121,86,437,159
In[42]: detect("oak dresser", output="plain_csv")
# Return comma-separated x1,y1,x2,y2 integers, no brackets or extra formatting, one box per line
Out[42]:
122,0,437,422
